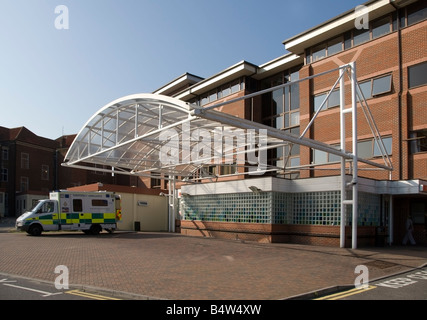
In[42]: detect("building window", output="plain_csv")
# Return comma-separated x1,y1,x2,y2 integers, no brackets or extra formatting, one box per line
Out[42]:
358,137,392,159
372,16,391,39
1,147,8,160
407,2,427,26
314,89,340,112
392,10,406,31
353,27,370,46
409,130,427,154
20,177,29,193
151,173,161,188
199,78,245,106
372,74,393,96
306,3,427,66
408,62,427,89
327,36,343,56
263,70,300,129
41,165,49,181
231,79,241,94
313,138,392,163
313,149,328,164
373,137,393,157
272,88,284,114
1,168,8,182
220,164,237,176
313,77,392,114
305,49,311,64
308,36,344,63
312,145,341,164
275,128,301,178
358,74,392,100
21,153,29,169
261,69,301,178
312,44,326,62
358,80,372,99
344,31,352,50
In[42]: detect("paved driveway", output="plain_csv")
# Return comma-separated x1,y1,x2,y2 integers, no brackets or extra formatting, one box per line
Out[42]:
1,228,426,300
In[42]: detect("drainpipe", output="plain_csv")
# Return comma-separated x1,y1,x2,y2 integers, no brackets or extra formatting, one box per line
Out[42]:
391,2,403,180
390,2,403,245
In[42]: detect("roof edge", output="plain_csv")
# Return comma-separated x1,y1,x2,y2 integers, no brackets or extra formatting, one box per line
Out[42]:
282,0,380,46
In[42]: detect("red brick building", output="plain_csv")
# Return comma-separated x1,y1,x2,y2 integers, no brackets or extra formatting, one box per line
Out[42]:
151,0,427,247
0,127,58,216
0,127,133,217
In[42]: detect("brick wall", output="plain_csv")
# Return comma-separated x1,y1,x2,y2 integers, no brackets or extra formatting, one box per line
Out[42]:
300,21,426,182
179,220,377,247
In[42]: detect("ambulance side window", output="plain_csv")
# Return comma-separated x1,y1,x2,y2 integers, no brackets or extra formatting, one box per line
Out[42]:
37,201,55,214
73,199,83,212
92,199,108,206
45,201,55,213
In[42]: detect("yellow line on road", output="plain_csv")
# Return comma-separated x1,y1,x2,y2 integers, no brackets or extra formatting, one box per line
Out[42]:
66,289,121,300
314,285,377,300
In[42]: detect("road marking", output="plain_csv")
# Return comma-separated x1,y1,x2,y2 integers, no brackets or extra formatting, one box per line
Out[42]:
0,278,17,283
65,289,121,300
314,285,377,300
3,283,63,297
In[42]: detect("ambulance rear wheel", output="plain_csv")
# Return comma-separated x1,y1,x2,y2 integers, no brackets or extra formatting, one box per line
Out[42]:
89,224,102,235
28,224,43,236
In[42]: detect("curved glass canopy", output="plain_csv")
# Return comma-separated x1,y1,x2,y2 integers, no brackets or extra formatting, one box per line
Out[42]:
63,93,284,179
63,65,392,181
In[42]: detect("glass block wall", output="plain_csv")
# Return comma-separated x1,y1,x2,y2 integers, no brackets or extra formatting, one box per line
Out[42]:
180,190,381,226
290,191,341,225
355,192,381,226
271,192,292,224
181,192,273,224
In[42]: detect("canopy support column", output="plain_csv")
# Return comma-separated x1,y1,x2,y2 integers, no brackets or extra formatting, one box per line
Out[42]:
168,175,176,233
340,65,346,248
340,62,359,249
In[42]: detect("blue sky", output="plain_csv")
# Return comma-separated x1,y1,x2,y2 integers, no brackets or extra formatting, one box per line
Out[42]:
0,0,363,139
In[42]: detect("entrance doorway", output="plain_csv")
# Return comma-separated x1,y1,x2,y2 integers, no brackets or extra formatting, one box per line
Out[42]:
393,196,427,245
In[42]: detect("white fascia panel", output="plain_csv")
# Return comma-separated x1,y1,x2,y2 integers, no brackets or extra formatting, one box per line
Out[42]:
191,62,257,94
254,54,302,79
182,176,427,196
287,176,343,193
154,74,202,95
182,176,343,195
181,176,273,195
174,62,257,100
284,0,391,53
387,180,424,195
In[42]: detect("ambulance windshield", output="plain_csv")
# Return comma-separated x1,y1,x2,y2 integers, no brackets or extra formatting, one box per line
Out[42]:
30,201,44,213
31,200,54,214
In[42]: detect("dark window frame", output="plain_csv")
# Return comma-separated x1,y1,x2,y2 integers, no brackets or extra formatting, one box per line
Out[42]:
408,62,427,89
73,199,83,212
409,129,427,154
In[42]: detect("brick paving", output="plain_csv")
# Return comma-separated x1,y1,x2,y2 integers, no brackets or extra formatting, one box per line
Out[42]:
0,219,426,300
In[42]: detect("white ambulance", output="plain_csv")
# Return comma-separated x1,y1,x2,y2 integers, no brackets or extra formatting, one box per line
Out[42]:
16,191,122,236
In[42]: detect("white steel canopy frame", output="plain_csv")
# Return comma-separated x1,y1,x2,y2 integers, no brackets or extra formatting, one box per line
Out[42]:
63,63,393,248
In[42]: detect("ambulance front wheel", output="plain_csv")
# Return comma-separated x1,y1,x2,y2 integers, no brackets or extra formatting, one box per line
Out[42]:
27,224,43,236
